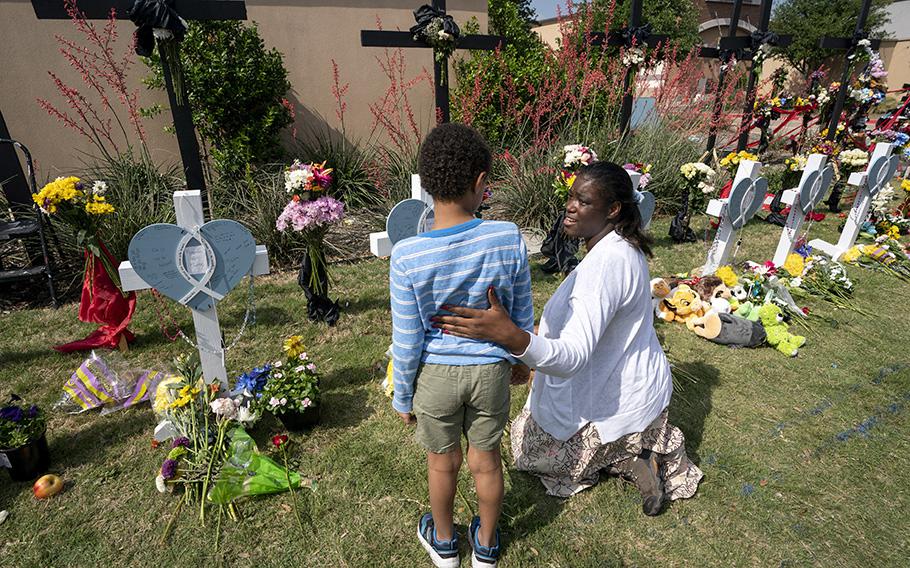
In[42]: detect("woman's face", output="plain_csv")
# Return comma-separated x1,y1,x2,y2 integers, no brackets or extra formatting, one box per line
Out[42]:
563,178,612,240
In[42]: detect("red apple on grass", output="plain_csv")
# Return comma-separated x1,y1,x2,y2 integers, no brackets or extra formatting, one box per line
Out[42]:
33,474,63,499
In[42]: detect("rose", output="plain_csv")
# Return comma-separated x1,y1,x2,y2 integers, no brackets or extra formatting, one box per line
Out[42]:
272,434,289,448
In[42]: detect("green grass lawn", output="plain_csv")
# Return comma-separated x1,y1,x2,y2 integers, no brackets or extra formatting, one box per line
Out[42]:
1,214,909,567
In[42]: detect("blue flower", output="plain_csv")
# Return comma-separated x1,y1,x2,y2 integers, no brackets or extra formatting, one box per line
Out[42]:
235,364,271,394
0,406,23,422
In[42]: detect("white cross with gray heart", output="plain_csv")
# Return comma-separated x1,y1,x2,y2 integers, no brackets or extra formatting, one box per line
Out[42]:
771,153,835,267
703,159,767,274
809,143,899,260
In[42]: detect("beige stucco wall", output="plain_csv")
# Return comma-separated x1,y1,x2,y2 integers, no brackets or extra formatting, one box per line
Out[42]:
879,40,910,93
0,0,487,179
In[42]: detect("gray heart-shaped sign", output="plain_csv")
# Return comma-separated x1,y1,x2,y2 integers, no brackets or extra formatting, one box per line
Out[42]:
637,191,656,229
727,176,768,230
128,220,256,312
798,164,835,214
866,153,900,198
386,198,430,245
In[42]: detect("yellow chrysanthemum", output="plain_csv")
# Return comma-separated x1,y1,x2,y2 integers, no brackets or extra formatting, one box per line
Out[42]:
782,254,805,278
715,265,738,287
901,178,910,193
841,247,862,263
283,335,306,359
85,201,115,215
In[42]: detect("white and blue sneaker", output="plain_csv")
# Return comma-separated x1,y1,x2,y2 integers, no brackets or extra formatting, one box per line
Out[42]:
417,513,460,568
468,516,501,567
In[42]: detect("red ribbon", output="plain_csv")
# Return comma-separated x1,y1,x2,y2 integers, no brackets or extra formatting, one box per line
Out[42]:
53,241,136,353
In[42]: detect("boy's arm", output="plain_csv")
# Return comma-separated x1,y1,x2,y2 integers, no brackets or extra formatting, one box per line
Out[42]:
511,236,535,333
390,257,423,415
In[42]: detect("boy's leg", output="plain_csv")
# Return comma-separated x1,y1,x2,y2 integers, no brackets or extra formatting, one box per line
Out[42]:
466,445,504,548
427,448,463,541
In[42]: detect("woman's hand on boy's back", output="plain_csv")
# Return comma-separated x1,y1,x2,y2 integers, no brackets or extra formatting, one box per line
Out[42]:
433,287,531,355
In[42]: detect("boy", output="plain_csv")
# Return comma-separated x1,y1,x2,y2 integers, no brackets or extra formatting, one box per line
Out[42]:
390,123,534,568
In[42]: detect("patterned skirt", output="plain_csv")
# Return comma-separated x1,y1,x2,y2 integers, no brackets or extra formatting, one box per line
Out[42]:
510,407,704,499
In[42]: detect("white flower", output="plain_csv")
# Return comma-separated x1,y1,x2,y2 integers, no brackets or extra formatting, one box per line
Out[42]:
155,474,167,493
437,30,452,41
298,352,308,361
273,361,283,368
294,365,306,373
301,397,312,408
790,277,802,288
306,363,317,372
858,39,871,48
92,181,107,196
274,372,283,379
210,397,237,419
280,397,288,406
269,396,281,408
285,166,314,193
236,406,258,424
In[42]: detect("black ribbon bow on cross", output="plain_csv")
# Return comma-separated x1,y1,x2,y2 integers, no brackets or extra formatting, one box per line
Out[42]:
410,4,461,42
621,23,652,48
750,30,780,50
129,0,187,56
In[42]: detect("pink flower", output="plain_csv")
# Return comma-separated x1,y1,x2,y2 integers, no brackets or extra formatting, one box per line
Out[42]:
301,398,312,408
276,196,345,233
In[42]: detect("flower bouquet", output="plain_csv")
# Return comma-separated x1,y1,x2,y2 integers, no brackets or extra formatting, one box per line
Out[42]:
255,335,321,431
0,396,49,482
410,4,460,85
152,355,308,547
541,144,597,274
34,177,136,352
841,235,910,283
276,159,344,324
670,161,716,243
623,162,652,188
718,151,758,198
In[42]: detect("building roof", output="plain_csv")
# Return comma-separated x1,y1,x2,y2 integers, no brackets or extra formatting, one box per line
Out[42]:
883,0,910,41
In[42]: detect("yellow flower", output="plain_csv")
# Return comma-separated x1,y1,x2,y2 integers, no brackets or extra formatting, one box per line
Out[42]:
901,178,910,193
283,335,306,358
841,247,861,263
782,253,805,278
153,376,183,414
85,201,115,215
715,265,738,287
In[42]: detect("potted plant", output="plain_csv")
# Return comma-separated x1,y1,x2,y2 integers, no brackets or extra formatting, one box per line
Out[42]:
257,335,321,431
0,396,50,482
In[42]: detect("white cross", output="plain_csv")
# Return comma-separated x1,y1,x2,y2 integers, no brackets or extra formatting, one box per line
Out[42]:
771,154,834,267
117,190,270,384
809,143,899,260
703,160,767,274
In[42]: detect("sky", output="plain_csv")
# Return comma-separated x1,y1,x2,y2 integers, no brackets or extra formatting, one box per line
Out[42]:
531,0,561,20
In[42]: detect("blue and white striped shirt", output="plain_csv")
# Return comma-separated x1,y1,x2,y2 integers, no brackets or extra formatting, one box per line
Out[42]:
389,219,535,413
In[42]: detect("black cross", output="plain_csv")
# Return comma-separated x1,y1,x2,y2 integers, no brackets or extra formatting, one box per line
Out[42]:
360,0,505,124
589,0,667,135
697,0,745,153
721,0,791,151
30,0,248,219
819,0,881,142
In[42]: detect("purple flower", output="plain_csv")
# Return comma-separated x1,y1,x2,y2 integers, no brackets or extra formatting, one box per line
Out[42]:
276,196,345,233
161,459,178,480
171,437,190,449
0,406,24,423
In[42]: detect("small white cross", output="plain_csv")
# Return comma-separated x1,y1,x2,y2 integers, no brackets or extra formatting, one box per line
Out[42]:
703,160,766,274
771,154,834,267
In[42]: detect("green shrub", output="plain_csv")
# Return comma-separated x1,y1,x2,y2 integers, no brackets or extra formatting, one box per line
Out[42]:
144,21,293,179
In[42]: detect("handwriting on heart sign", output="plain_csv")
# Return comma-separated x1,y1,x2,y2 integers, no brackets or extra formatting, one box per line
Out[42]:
797,165,835,215
865,152,901,198
726,175,768,230
128,220,256,312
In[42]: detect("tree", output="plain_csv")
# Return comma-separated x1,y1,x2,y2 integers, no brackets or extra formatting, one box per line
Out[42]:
771,0,891,76
593,0,701,50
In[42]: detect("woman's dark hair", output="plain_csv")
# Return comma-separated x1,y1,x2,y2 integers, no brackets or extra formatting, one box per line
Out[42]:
418,123,492,202
574,161,654,257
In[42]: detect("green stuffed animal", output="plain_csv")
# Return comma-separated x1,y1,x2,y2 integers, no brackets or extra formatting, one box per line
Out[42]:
758,303,806,357
735,301,760,322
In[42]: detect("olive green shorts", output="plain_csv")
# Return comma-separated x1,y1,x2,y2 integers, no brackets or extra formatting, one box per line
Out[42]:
412,361,511,454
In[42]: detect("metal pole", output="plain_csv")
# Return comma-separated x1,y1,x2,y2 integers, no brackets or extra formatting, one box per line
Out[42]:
825,0,873,141
706,0,744,152
737,0,773,151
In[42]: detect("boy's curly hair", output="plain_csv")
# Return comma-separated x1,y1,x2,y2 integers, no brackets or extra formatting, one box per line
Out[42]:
418,123,492,202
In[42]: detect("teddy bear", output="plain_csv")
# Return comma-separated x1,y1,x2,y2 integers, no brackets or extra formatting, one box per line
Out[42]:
694,276,733,314
661,284,705,325
686,310,767,347
758,303,806,357
651,278,675,322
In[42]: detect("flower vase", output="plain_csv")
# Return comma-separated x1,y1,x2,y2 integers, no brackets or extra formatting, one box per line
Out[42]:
1,433,50,482
277,406,321,431
298,244,340,325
